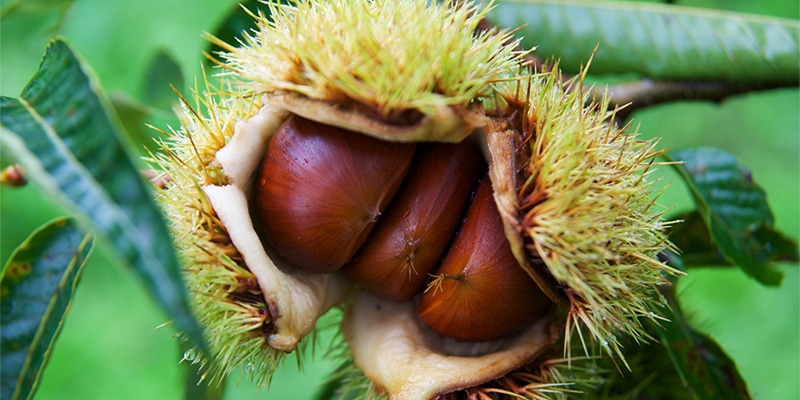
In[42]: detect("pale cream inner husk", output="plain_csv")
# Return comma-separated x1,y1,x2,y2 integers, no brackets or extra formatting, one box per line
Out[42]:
344,293,555,400
277,92,486,143
203,94,555,397
203,96,350,352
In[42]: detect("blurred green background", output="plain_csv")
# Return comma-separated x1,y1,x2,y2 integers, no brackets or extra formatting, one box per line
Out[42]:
0,0,797,399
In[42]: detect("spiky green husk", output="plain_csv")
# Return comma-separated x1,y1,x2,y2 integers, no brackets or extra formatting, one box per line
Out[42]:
147,76,285,386
495,71,680,363
213,0,523,119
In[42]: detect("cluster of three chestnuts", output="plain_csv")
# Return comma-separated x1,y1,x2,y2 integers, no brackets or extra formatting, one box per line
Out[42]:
253,114,550,342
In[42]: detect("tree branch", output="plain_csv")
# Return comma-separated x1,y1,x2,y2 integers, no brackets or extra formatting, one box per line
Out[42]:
604,79,794,123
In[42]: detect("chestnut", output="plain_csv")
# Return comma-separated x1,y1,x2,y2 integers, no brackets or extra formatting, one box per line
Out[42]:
417,175,551,342
253,115,416,273
342,142,485,301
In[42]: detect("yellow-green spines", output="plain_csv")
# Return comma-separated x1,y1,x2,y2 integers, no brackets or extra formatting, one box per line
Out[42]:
214,0,523,118
147,79,282,386
498,72,680,362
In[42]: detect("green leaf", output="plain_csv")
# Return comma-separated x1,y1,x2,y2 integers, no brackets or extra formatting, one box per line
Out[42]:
488,0,800,84
0,39,207,353
664,148,794,285
579,339,692,399
109,92,176,156
142,49,184,111
579,283,752,399
669,210,799,268
668,210,729,267
0,218,93,400
655,288,752,400
751,224,799,264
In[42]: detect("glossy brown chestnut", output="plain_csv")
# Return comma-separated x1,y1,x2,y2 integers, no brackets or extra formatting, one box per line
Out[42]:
253,115,416,273
342,142,485,301
417,175,551,342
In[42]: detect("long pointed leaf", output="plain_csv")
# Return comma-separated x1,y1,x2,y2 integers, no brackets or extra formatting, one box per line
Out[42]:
0,218,92,400
664,148,793,285
0,39,206,352
489,0,799,84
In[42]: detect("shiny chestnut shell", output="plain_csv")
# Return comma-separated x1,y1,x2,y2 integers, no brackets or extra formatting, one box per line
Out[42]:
253,115,415,273
417,176,551,342
254,114,550,343
342,142,485,301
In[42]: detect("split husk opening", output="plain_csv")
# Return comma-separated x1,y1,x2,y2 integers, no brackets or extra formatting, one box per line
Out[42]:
151,0,678,397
